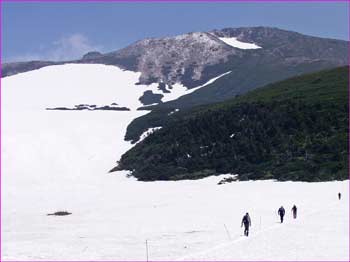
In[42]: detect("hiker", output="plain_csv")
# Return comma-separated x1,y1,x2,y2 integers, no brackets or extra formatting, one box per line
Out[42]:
338,192,341,200
241,212,251,236
278,206,285,223
291,205,297,219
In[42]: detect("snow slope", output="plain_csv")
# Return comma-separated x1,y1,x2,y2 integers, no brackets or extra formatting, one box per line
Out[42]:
148,71,232,103
177,180,349,261
2,64,349,261
219,37,262,49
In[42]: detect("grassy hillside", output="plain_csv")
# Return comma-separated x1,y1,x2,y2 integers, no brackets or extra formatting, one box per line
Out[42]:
114,66,349,182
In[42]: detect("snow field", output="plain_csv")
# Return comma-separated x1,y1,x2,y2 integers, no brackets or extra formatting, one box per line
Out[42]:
1,64,348,261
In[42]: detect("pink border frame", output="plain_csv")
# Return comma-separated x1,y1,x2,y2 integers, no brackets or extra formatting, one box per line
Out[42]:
0,0,349,2
0,0,349,261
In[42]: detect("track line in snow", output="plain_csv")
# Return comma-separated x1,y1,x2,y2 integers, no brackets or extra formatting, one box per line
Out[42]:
175,223,283,260
175,204,334,261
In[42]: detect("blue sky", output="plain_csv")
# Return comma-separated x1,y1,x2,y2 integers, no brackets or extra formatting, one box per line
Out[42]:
2,2,349,62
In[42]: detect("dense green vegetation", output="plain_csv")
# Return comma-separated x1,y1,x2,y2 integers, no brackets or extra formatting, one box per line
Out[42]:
114,67,349,182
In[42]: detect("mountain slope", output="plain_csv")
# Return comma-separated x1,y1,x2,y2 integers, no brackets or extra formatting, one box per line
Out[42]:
3,27,348,144
118,27,348,142
115,66,349,182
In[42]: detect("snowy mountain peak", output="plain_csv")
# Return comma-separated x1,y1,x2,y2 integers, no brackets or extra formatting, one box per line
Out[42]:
109,31,237,86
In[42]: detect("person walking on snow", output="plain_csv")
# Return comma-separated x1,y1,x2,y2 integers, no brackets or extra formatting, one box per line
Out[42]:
241,212,251,237
278,206,285,223
291,205,297,219
338,192,341,200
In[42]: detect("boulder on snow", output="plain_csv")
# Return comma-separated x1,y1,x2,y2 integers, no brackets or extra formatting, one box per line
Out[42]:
47,211,72,216
218,175,239,185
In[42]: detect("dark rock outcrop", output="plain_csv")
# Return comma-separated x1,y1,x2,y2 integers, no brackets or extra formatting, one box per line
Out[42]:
47,211,72,216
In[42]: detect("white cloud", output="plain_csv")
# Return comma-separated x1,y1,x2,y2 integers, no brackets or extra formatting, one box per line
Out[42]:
8,33,102,62
50,34,101,61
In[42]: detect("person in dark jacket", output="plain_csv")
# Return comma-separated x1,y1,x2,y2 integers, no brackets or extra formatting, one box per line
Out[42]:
338,192,342,200
278,206,285,223
291,205,297,219
241,212,251,236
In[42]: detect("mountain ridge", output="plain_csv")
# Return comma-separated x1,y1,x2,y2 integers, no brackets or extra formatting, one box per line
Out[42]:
3,26,348,83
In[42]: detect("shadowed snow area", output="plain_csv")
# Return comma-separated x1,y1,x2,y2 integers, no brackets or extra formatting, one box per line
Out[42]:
219,37,262,49
2,64,348,261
